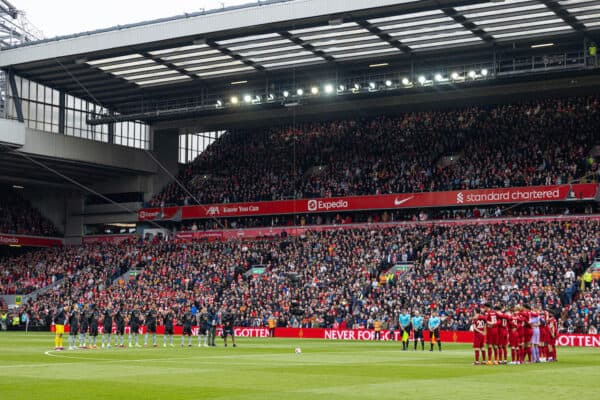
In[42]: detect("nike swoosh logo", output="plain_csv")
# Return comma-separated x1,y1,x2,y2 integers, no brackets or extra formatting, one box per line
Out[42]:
394,196,414,206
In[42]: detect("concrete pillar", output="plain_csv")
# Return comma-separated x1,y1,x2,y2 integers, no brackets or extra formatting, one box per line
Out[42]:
147,127,179,202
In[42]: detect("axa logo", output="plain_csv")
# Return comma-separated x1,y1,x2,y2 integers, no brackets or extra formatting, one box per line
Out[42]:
206,206,220,216
393,196,414,206
307,200,318,211
457,192,464,204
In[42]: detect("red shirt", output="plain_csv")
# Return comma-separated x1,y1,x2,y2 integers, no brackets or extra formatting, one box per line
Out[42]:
498,313,510,330
510,314,524,331
548,317,558,337
519,311,531,328
473,315,487,335
486,310,499,328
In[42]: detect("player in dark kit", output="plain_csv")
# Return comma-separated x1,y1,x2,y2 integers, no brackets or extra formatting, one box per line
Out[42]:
79,308,89,348
101,308,113,348
163,309,174,347
181,310,193,347
222,311,237,347
68,308,79,350
144,308,158,347
128,309,142,348
88,308,99,349
208,308,218,347
197,310,209,347
114,308,126,347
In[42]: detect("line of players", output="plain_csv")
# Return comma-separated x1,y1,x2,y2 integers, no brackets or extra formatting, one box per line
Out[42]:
471,304,558,365
52,305,237,351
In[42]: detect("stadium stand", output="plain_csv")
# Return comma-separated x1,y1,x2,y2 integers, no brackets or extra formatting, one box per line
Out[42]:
0,0,599,352
0,189,60,237
151,97,599,207
8,218,599,335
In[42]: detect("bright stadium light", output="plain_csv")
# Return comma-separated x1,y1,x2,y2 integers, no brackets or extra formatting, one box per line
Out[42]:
468,70,477,79
244,94,252,103
324,84,334,94
481,68,489,76
434,73,443,82
369,82,376,89
338,84,346,91
311,86,319,95
296,88,304,96
418,75,426,84
401,77,410,85
283,90,290,98
531,42,554,48
451,72,460,80
230,96,239,104
385,80,392,87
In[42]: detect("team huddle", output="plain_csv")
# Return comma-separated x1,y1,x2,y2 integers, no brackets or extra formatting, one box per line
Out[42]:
51,304,237,351
471,304,558,365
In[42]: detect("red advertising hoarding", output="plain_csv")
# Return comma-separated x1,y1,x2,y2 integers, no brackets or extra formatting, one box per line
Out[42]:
139,184,598,222
52,325,600,347
0,234,62,247
82,234,140,244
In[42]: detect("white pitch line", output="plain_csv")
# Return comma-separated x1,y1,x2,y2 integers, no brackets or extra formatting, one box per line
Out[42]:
42,350,204,363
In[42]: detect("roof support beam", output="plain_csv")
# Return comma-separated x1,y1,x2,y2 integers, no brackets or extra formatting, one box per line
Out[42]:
58,91,65,134
139,51,200,81
205,39,265,71
7,68,23,122
441,7,495,44
355,20,413,54
539,0,594,40
277,31,336,64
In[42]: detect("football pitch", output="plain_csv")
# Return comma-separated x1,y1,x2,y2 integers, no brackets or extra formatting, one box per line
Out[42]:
0,333,599,400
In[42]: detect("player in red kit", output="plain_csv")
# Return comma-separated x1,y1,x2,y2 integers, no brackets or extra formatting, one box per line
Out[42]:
497,309,510,364
546,311,558,362
509,310,523,364
519,306,532,363
485,304,499,365
471,310,487,365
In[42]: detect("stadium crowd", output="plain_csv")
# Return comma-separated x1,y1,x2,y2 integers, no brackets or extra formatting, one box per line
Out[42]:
0,190,60,237
151,96,599,207
5,218,599,336
0,242,136,295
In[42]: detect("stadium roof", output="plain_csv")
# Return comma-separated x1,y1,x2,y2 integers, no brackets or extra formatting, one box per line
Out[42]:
1,0,600,113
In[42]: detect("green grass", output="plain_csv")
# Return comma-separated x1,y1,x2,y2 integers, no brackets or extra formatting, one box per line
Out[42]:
0,332,599,400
